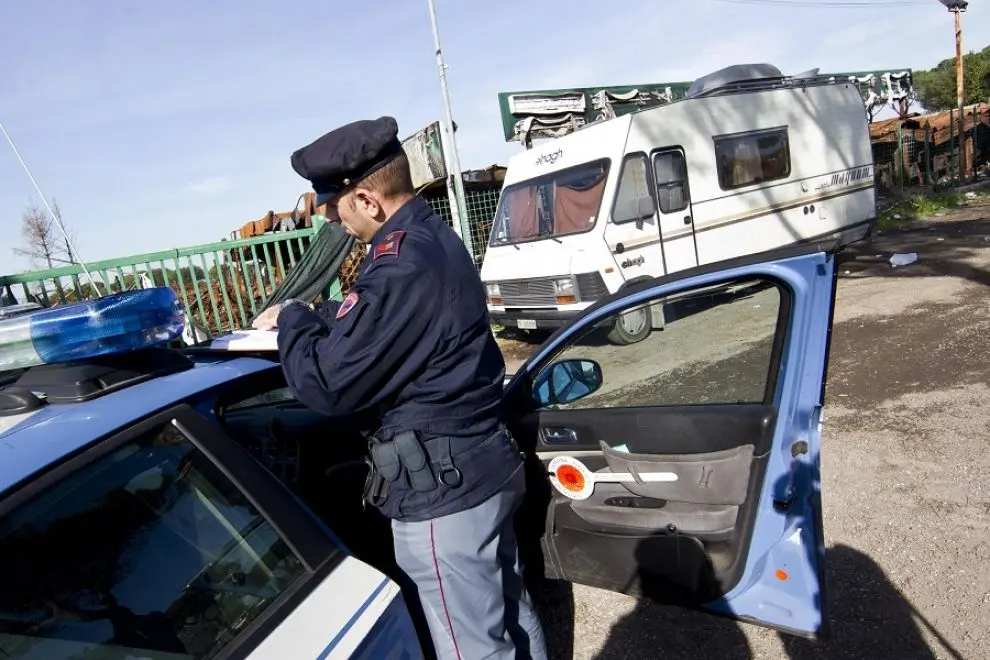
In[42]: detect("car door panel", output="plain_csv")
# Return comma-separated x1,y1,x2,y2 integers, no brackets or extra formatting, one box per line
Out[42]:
506,242,838,637
521,404,777,455
514,403,776,548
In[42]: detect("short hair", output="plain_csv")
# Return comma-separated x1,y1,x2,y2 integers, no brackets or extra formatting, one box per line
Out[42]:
357,150,414,197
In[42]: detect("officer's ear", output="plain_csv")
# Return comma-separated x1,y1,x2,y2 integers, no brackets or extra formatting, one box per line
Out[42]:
351,187,383,218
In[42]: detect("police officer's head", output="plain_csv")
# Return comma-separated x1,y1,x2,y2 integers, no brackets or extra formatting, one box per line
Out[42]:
291,116,416,243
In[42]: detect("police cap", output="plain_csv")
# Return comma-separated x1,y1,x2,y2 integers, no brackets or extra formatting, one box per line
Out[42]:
291,116,402,206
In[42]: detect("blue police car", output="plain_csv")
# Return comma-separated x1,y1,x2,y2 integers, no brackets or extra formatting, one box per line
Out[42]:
0,242,839,658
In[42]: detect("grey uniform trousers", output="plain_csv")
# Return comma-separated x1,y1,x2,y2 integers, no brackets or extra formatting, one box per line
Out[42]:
392,464,548,660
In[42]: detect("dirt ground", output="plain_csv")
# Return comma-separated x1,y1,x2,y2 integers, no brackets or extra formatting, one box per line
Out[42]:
499,196,990,659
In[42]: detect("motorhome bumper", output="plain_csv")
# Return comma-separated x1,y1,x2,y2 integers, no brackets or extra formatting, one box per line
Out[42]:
490,308,578,330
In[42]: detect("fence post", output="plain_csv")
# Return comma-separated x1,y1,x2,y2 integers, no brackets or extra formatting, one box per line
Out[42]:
949,108,956,183
924,124,933,187
896,123,905,194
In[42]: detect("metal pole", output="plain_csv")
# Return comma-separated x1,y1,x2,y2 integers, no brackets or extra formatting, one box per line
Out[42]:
426,0,474,261
953,7,967,180
949,108,956,181
897,123,905,193
0,119,101,297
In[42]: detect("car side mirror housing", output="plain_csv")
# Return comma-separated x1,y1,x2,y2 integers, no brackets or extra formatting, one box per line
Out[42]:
532,358,603,407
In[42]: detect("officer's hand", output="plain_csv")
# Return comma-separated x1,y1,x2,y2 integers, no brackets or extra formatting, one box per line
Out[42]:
252,306,281,330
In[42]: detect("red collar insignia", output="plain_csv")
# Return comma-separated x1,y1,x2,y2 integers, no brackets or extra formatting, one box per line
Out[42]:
373,230,406,260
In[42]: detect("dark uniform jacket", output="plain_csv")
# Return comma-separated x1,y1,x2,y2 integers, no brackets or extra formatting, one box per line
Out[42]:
276,196,522,521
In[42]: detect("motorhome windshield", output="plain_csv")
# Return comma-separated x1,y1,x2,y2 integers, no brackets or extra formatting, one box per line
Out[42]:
489,159,609,246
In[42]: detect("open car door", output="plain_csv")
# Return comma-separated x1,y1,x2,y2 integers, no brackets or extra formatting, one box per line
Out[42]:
504,241,838,638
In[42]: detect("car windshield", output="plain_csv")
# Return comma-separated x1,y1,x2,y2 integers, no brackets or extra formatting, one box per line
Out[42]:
488,159,609,246
0,420,306,659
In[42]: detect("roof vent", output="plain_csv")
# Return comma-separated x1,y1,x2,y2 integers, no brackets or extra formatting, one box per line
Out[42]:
686,63,784,97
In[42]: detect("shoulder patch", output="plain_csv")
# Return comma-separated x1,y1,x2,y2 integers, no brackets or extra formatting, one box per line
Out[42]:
373,230,406,260
336,291,360,319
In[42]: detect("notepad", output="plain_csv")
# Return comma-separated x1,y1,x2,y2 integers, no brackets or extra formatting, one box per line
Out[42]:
209,329,279,351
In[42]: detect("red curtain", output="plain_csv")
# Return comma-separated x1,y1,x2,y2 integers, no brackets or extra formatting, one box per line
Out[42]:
505,187,540,240
553,178,605,235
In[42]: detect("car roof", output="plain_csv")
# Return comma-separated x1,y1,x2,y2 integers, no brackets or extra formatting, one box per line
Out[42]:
0,353,277,496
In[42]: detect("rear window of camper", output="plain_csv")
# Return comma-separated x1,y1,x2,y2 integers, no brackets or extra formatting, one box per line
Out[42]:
714,128,791,190
489,159,610,246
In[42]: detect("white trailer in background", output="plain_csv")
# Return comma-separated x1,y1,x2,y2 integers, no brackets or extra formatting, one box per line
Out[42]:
480,63,876,344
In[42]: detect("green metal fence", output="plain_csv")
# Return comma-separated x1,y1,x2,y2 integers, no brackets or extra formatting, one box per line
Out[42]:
426,188,501,267
0,226,339,342
2,187,505,342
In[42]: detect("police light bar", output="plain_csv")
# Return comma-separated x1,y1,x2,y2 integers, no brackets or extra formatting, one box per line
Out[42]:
0,287,184,372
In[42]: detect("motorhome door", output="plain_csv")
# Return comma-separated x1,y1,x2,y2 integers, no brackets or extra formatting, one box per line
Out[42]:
652,148,699,273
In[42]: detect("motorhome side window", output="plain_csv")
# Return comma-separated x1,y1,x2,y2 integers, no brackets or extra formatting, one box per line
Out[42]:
612,155,654,224
488,160,610,245
714,128,791,190
653,150,689,214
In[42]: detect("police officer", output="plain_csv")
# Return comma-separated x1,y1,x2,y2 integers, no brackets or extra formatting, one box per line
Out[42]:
252,116,548,660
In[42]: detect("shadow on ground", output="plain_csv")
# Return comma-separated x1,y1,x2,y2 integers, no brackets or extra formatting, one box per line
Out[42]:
530,543,963,659
837,217,990,288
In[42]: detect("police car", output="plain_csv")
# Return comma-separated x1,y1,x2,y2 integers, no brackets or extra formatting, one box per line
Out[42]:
0,241,839,658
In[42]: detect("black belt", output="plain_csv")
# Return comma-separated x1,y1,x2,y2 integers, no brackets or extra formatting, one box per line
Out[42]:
361,426,507,508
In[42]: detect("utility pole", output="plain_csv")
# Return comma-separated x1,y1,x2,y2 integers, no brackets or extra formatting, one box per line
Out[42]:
939,0,969,180
426,0,473,261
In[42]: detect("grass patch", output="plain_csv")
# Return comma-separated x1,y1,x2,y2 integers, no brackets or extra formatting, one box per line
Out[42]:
877,191,966,232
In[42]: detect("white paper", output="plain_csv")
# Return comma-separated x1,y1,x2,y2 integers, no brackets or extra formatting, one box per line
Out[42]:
209,329,279,351
889,252,918,267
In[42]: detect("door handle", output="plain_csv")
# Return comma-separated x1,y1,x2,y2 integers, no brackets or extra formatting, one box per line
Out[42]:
540,426,578,444
683,215,692,225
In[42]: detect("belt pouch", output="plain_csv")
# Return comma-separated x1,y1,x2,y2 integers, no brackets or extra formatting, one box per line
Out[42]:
370,441,402,482
362,456,388,506
394,430,436,493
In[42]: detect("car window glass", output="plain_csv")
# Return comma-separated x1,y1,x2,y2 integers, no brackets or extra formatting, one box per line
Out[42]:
0,421,306,659
532,277,783,409
224,386,295,411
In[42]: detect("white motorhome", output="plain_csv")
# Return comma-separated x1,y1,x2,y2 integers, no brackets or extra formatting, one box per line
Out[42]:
480,63,876,344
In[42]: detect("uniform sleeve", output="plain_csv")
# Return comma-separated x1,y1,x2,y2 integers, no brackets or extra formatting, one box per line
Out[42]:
312,299,341,326
274,257,434,418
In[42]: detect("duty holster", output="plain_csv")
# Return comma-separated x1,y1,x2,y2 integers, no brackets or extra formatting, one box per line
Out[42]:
362,429,464,509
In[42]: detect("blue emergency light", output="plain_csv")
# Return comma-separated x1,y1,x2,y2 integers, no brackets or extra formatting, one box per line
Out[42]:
0,287,185,372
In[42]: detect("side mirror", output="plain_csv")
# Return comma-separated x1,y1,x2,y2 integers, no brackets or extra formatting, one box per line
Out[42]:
532,358,603,407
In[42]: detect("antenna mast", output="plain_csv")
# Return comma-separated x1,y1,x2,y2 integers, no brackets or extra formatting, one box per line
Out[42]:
0,119,100,298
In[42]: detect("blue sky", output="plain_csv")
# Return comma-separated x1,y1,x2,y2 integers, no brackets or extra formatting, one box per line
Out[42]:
2,0,987,274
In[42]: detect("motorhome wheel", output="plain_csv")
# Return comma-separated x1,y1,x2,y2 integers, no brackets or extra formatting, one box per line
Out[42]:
607,305,650,345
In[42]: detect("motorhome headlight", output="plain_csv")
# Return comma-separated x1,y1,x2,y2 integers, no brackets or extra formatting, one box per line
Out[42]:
485,283,503,306
553,278,577,304
0,287,185,372
552,278,575,295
